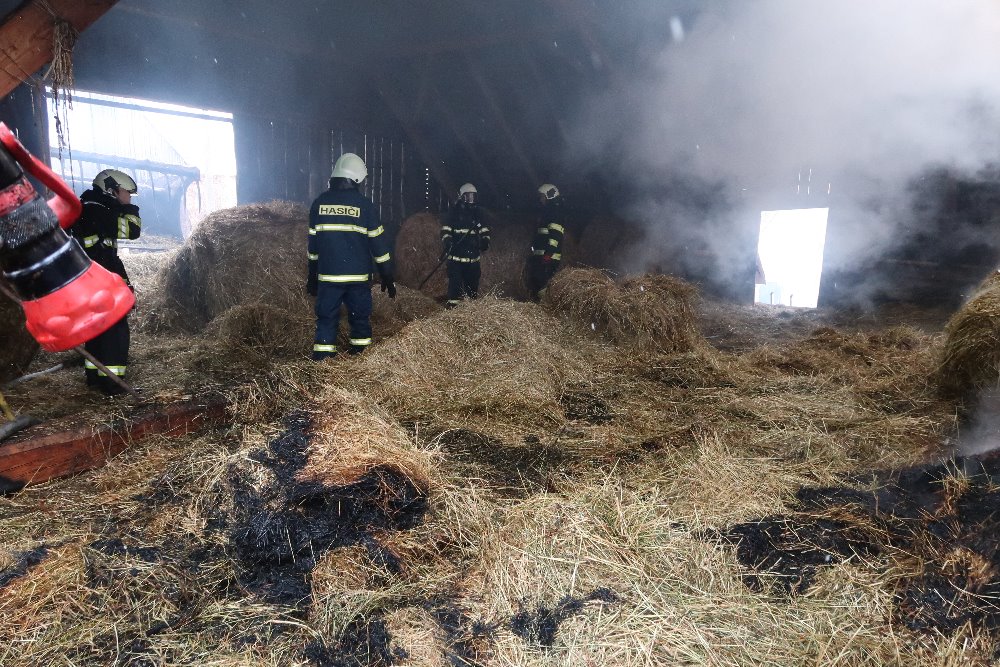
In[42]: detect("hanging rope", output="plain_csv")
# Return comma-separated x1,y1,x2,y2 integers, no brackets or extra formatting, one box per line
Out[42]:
41,4,78,183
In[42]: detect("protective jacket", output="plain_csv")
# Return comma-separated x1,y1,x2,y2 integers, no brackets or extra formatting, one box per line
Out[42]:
72,188,140,394
308,187,392,284
441,201,490,262
530,198,566,262
72,188,142,283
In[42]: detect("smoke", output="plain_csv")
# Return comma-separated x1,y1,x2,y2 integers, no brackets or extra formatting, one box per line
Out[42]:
569,1,1000,283
956,390,1000,458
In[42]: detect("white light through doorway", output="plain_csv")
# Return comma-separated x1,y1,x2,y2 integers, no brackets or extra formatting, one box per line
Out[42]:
754,208,829,308
47,89,237,238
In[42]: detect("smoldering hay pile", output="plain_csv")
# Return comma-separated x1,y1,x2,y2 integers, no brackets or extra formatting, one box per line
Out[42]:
937,270,1000,401
144,201,440,356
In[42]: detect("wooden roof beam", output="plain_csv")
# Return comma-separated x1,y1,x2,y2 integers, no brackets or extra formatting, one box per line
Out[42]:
0,0,119,98
375,74,456,196
463,53,539,190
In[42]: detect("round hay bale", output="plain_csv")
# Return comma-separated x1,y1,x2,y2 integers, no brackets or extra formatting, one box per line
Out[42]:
153,201,310,331
394,210,540,301
542,267,704,352
326,298,593,439
937,276,1000,399
395,212,446,297
0,288,37,383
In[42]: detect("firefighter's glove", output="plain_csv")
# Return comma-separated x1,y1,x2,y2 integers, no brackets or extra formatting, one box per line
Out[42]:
306,275,318,296
542,254,553,264
381,279,397,300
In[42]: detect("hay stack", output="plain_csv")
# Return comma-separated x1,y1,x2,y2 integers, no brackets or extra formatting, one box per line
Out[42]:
0,288,37,383
937,273,1000,399
395,212,446,296
394,210,538,301
153,201,310,331
542,268,704,352
326,298,592,439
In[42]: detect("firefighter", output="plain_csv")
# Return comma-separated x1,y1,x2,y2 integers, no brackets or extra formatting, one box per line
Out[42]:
307,152,395,360
71,169,141,395
526,183,566,300
441,182,490,308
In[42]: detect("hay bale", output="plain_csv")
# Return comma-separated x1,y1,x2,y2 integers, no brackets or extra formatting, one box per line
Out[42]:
153,201,310,331
542,268,704,352
394,210,539,301
395,212,446,297
325,298,593,439
937,275,1000,399
0,289,37,383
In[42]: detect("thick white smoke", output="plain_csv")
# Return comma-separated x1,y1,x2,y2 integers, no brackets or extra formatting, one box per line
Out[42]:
570,1,1000,278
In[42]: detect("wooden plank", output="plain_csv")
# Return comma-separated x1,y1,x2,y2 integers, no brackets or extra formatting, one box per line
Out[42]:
0,0,119,98
0,394,228,492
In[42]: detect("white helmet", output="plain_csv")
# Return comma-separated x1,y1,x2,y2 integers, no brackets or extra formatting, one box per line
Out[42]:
94,169,138,196
459,182,478,203
538,183,559,200
331,153,368,184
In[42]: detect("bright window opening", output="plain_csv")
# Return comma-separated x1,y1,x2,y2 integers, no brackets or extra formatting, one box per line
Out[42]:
47,89,237,240
754,208,829,309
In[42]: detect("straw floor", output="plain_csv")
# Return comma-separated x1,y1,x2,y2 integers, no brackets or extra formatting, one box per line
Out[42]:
3,245,996,665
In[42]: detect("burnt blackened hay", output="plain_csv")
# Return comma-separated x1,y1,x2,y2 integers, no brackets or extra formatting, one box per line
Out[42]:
510,588,621,649
304,616,407,667
718,455,1000,633
0,544,50,588
438,428,574,496
228,412,429,607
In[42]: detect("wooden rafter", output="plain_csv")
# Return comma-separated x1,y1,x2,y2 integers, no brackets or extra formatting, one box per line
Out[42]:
375,74,456,196
463,53,539,189
0,0,119,98
424,70,501,200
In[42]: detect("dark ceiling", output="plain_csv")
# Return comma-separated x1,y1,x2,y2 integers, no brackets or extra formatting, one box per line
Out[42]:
60,0,700,203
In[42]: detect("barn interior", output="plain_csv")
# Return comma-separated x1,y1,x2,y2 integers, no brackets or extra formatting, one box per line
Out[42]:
2,1,1000,665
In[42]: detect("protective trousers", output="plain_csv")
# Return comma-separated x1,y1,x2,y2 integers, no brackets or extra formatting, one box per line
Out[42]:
446,261,481,307
313,282,372,360
84,314,130,392
525,257,559,301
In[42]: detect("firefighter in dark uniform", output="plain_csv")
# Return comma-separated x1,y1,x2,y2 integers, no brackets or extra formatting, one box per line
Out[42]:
307,152,395,360
71,169,141,395
441,183,490,308
526,183,566,300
